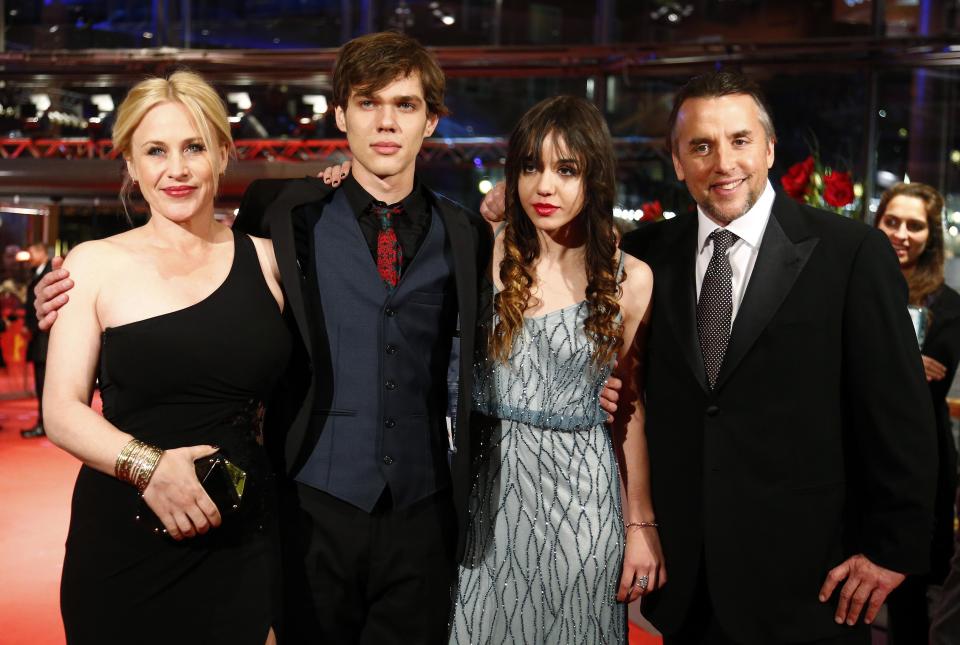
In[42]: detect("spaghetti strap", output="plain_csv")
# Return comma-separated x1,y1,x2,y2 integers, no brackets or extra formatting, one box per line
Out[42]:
494,222,507,239
616,250,625,281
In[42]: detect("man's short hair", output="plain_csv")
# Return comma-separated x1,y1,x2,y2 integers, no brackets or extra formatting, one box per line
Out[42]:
332,31,449,118
666,71,776,154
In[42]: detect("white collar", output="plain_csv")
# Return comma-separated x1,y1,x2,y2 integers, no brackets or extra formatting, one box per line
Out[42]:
696,180,775,251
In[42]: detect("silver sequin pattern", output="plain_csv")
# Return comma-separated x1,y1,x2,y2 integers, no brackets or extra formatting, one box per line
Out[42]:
697,229,738,389
451,295,626,645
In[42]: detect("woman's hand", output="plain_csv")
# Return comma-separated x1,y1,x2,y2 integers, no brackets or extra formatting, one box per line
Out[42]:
922,354,947,382
141,444,222,540
319,160,351,187
616,526,666,603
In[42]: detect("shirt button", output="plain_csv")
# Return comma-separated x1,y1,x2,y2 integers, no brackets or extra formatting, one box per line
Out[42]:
385,379,397,390
385,308,397,317
384,418,396,429
385,344,398,355
383,456,394,465
705,405,720,417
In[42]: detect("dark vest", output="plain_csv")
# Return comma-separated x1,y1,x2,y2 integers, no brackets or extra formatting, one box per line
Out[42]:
296,190,456,512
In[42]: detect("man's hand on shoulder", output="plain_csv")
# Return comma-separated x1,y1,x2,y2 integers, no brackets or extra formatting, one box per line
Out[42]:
480,181,506,224
818,553,906,626
36,255,71,331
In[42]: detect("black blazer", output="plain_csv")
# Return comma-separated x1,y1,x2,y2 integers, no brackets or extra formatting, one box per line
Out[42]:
621,193,938,644
233,177,490,560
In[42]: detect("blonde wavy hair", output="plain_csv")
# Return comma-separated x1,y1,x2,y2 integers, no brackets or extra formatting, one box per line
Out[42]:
490,95,623,369
112,70,234,216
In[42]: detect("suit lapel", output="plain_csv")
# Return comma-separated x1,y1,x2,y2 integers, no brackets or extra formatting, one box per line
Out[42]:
264,178,331,363
714,197,819,389
658,216,709,393
432,196,479,461
433,198,476,357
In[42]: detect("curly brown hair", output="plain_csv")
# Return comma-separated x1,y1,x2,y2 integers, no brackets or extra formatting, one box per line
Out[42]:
875,182,946,305
490,95,622,369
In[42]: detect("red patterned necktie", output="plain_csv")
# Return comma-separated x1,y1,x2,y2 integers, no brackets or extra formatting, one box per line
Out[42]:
371,202,404,290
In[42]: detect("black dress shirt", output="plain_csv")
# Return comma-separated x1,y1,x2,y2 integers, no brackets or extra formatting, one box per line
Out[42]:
341,173,430,273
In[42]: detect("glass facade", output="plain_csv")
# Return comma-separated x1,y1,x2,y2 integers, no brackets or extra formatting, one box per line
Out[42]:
2,1,957,50
0,2,958,396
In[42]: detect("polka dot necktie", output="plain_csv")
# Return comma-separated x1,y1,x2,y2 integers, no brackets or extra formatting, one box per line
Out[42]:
370,201,404,290
697,228,739,389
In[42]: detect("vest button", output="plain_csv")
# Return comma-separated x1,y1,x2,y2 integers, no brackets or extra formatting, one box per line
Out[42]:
385,379,397,390
384,418,396,428
385,344,398,355
385,307,397,317
705,405,720,417
382,455,394,465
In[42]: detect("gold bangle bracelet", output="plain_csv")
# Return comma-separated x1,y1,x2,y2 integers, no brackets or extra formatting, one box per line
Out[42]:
115,439,144,481
115,439,164,492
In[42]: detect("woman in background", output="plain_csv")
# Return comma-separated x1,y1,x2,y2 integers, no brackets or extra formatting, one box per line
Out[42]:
44,71,290,644
875,182,960,644
450,95,663,644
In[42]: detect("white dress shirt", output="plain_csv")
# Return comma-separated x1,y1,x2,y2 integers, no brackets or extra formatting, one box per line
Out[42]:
695,181,776,325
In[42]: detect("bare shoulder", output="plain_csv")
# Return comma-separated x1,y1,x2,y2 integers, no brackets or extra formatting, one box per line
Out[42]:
618,252,653,318
62,230,152,289
60,238,122,277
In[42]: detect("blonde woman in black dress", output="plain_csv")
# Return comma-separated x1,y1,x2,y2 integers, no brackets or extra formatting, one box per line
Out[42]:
44,71,290,644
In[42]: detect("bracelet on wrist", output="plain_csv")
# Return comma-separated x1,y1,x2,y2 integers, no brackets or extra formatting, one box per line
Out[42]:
115,439,164,493
625,521,659,532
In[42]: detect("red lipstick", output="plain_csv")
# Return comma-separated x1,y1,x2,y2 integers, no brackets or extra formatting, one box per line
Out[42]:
532,202,559,216
161,186,196,198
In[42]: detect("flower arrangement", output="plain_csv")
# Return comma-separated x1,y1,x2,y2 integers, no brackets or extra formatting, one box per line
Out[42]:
780,149,856,215
640,200,663,221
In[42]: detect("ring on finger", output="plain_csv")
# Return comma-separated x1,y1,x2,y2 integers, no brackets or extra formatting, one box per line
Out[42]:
638,575,649,591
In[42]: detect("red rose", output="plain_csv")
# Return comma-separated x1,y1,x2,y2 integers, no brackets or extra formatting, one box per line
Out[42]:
641,200,663,220
780,156,814,201
823,170,854,208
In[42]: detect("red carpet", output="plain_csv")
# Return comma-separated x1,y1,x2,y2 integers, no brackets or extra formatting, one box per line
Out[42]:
0,398,77,645
0,395,661,644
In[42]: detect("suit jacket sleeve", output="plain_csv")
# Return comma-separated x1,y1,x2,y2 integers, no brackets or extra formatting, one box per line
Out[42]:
233,178,294,238
842,227,938,574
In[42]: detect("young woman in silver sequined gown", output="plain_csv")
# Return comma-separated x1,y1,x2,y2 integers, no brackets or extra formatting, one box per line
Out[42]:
451,96,664,644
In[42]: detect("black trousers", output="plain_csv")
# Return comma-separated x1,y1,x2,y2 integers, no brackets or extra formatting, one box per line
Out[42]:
663,564,870,645
281,483,457,645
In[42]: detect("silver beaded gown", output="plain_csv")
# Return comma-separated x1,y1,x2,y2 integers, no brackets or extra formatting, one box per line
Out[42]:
451,285,626,644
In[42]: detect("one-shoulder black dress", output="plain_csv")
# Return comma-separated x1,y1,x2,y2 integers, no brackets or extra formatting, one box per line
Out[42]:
60,231,292,645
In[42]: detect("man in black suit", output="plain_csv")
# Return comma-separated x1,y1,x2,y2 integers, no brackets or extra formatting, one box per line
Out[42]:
22,243,52,438
228,33,489,643
620,71,937,644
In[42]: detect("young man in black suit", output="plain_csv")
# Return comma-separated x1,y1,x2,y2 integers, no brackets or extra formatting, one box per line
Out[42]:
619,71,938,644
229,32,489,642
